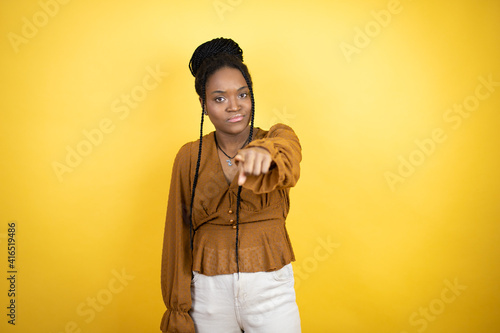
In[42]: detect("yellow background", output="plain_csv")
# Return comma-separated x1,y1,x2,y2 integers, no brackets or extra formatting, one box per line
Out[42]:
1,0,499,332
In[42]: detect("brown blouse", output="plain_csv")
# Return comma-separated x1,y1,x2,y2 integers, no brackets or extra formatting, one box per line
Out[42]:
160,123,302,332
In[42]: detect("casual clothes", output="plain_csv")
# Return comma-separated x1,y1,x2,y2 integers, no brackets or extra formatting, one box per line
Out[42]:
161,123,302,332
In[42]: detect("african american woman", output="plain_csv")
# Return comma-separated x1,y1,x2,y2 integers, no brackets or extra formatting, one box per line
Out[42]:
160,37,302,333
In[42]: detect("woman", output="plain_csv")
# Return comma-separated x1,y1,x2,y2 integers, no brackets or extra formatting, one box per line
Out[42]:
160,37,302,333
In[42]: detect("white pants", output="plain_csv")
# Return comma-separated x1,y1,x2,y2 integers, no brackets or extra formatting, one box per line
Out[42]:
190,263,301,333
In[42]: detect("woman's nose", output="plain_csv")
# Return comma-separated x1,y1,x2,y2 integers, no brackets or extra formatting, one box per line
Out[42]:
226,95,239,111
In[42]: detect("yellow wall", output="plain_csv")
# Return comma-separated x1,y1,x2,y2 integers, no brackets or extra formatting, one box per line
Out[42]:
1,0,499,332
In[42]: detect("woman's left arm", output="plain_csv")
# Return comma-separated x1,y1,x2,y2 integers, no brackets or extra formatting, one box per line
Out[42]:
235,123,301,193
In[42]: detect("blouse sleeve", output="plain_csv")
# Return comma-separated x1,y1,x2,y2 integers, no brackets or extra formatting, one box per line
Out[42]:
160,142,195,333
241,123,302,194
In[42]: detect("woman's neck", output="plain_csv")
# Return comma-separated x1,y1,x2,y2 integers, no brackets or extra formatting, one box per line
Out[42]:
215,126,253,155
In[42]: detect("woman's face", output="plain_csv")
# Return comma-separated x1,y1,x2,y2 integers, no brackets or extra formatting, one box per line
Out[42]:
202,66,252,136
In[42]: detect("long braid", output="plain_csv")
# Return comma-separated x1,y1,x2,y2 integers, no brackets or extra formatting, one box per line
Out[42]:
235,185,243,273
189,87,206,251
188,37,255,274
244,73,255,142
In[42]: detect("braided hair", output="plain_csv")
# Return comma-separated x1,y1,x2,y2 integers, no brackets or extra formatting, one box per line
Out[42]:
188,38,255,273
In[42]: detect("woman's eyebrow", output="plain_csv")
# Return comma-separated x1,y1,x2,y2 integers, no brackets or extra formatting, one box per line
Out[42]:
210,86,248,94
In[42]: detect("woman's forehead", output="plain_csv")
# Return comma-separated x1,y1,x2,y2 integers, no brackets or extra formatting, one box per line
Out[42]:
206,67,247,90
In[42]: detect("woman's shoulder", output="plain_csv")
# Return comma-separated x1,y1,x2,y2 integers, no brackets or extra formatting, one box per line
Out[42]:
257,123,298,139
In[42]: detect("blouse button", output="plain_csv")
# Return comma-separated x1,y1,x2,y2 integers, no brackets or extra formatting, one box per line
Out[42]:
229,219,234,223
232,225,237,229
228,209,233,214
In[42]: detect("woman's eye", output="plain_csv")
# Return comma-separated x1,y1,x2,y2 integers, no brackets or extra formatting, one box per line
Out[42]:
239,92,248,98
215,97,225,103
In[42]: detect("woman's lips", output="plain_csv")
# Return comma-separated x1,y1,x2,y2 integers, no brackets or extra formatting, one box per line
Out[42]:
227,115,244,123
